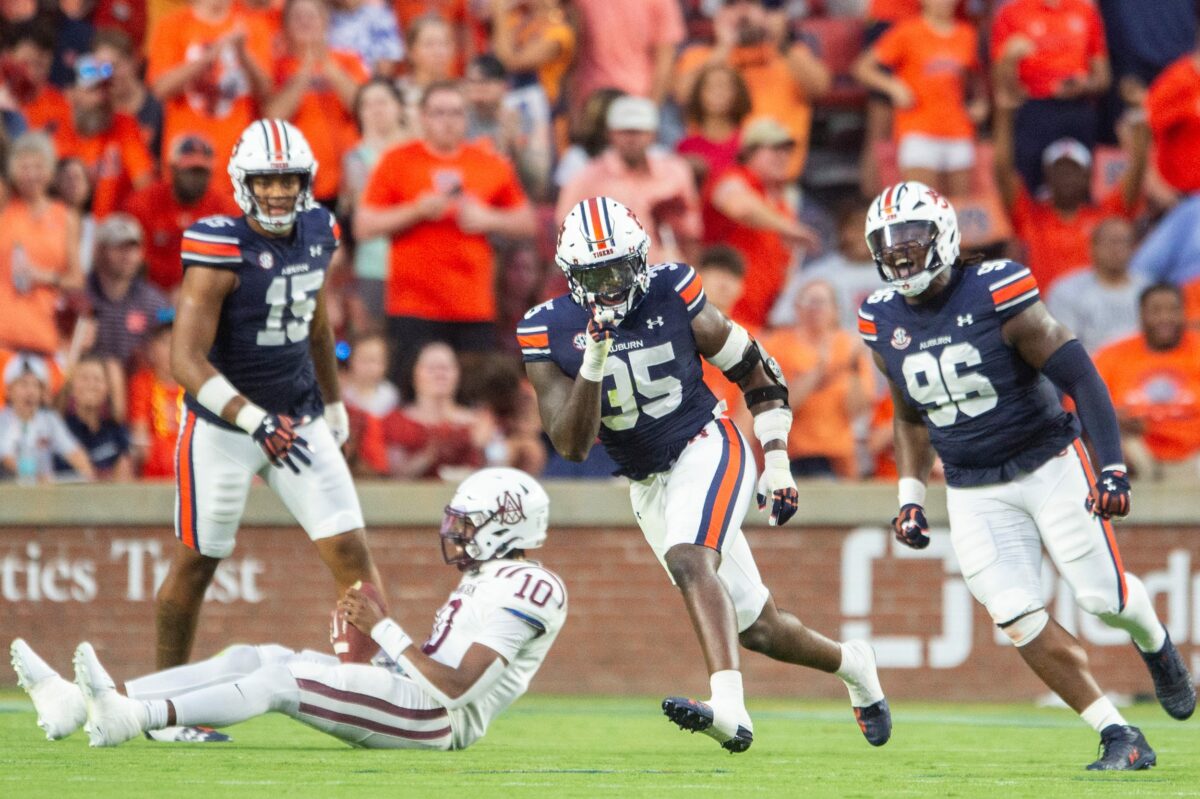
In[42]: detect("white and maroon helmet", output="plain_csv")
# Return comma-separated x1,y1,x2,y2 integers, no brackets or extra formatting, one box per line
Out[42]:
865,181,960,297
440,468,549,571
555,196,651,321
228,119,317,234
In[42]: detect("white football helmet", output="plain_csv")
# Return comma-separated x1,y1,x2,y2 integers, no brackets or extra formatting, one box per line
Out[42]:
228,119,317,234
864,181,960,297
440,468,550,571
555,196,651,321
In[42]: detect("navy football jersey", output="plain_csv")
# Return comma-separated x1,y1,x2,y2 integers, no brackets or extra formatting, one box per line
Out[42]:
180,208,340,430
518,263,719,480
859,261,1079,487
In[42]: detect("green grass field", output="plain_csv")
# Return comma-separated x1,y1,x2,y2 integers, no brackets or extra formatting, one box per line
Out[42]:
3,692,1198,798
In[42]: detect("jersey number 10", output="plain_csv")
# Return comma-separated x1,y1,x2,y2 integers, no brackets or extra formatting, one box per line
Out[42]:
256,272,325,346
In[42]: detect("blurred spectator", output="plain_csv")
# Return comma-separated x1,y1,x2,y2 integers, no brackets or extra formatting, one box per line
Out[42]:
53,156,96,273
341,331,400,418
91,29,164,158
853,0,984,196
994,97,1148,292
553,86,622,188
762,280,873,479
770,203,880,331
990,0,1111,191
357,81,535,395
675,0,829,182
61,353,132,480
490,0,575,149
461,354,548,476
265,0,369,206
393,0,470,73
866,391,897,479
556,95,701,264
145,0,274,168
328,0,405,78
50,0,95,90
0,132,84,357
86,213,170,367
695,244,750,430
0,353,92,483
495,242,548,357
1129,194,1200,287
368,341,498,479
397,14,457,128
465,53,552,199
341,79,407,326
1045,217,1144,354
127,311,182,478
123,133,237,293
55,54,155,216
572,0,683,107
5,22,71,136
676,64,752,189
702,117,818,328
92,0,148,50
1146,43,1200,196
1094,284,1200,480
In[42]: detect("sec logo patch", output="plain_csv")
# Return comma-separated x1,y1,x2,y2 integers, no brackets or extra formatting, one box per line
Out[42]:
891,327,911,350
259,252,274,270
573,332,587,351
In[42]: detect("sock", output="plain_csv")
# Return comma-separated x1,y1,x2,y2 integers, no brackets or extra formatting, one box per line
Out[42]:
171,664,299,728
1101,574,1168,654
708,670,746,714
125,644,270,700
1080,696,1126,733
142,700,170,730
835,642,883,706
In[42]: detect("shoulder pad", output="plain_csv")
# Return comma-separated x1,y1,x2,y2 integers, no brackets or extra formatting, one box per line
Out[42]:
522,297,559,321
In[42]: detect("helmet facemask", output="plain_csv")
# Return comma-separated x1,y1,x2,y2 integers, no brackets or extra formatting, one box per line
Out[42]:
867,220,949,297
567,253,649,321
440,504,520,572
241,170,312,235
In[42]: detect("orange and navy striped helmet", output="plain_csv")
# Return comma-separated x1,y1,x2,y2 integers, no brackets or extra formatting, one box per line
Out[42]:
554,196,651,320
229,119,317,234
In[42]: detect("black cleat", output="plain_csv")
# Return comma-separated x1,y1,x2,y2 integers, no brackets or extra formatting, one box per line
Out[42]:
1139,634,1196,720
662,696,753,753
853,698,892,746
1086,724,1156,771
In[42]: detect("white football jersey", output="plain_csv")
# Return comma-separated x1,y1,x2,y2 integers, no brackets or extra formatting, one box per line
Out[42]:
420,558,568,748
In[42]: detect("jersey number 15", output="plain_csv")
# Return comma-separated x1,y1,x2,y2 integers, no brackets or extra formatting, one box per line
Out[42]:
256,272,324,346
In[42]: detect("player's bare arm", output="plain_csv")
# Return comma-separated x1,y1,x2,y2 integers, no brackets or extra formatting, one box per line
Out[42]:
872,351,936,550
308,285,351,446
526,359,604,462
171,265,241,420
691,302,798,526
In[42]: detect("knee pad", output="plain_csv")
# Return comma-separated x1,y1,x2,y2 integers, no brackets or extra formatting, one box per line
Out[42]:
1076,592,1120,617
984,587,1043,629
998,608,1050,647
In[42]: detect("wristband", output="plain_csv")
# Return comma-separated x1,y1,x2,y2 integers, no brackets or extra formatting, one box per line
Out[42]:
578,337,611,382
370,617,413,662
234,402,268,434
753,406,792,448
898,477,927,507
196,374,240,418
763,448,789,471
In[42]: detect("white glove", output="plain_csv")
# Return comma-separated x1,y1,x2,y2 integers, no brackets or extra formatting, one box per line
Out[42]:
756,449,799,526
324,401,350,447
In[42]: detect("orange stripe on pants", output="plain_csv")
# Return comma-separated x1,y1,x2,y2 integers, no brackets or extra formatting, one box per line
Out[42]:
703,419,744,549
1072,439,1127,602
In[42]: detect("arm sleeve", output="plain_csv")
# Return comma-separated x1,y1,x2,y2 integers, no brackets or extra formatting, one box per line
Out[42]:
1041,339,1125,471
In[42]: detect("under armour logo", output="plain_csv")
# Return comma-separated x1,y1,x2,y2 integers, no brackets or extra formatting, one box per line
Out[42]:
647,316,664,329
310,244,323,257
956,314,973,327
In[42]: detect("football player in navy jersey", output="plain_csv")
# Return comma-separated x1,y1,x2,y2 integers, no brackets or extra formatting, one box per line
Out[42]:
521,196,892,753
861,181,1195,771
149,120,386,739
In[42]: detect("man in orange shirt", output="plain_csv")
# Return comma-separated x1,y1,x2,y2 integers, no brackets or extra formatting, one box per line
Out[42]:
991,0,1111,191
356,81,536,396
674,0,829,181
702,117,819,328
696,244,752,434
1095,284,1200,480
145,0,273,169
122,133,238,292
994,95,1148,293
55,56,156,217
1146,46,1200,195
5,24,71,136
572,0,684,107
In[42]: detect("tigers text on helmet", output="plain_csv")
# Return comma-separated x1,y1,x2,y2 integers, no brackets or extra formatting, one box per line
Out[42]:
865,181,960,298
440,467,550,571
555,196,651,321
229,119,317,235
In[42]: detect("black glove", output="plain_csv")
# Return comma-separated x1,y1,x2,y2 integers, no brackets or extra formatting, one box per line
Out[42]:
252,413,312,474
892,503,930,549
1086,468,1131,519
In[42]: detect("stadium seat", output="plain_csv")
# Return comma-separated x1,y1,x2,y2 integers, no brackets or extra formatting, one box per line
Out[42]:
797,16,867,108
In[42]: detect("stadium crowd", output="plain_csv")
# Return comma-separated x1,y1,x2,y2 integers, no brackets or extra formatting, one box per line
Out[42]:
0,0,1198,484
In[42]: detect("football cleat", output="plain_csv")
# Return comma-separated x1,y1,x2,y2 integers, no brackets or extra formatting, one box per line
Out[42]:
661,697,753,754
74,642,146,747
1139,634,1196,721
145,726,232,743
1086,724,1156,771
853,699,892,747
839,639,891,746
10,638,87,741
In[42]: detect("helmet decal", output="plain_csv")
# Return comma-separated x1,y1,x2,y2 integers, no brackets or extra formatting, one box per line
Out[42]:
495,491,526,526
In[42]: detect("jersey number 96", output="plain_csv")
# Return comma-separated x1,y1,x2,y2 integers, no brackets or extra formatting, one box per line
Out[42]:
901,343,998,426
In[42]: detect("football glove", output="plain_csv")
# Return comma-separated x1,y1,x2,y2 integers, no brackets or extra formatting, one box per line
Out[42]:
252,413,311,474
587,307,618,344
324,401,350,447
756,450,799,526
892,503,930,549
1086,468,1131,519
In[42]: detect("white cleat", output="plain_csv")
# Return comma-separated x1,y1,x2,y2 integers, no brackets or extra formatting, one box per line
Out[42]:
10,638,87,741
73,642,146,748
